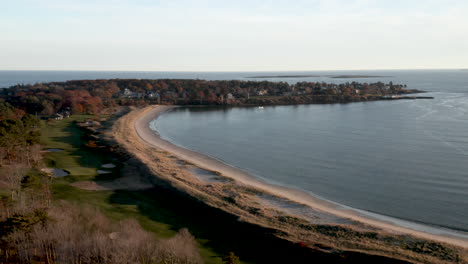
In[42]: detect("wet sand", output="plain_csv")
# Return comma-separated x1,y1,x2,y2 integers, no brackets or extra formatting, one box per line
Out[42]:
134,105,468,249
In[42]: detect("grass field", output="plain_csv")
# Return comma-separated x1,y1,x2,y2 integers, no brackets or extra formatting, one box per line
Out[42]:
40,115,250,264
40,115,100,178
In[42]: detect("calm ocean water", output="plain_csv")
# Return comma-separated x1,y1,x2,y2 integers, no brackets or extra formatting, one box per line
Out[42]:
2,70,467,232
151,70,468,233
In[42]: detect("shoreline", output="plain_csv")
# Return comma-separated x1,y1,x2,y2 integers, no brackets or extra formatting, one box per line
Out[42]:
136,105,468,249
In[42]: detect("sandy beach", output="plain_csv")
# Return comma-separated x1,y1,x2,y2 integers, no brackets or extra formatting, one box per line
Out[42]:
113,105,468,263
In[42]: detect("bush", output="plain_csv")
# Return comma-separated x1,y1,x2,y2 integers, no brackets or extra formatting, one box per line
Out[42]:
2,202,203,264
21,168,48,190
222,252,240,264
0,209,48,237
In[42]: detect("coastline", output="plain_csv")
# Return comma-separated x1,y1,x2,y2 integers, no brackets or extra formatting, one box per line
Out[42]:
138,105,468,248
113,105,467,263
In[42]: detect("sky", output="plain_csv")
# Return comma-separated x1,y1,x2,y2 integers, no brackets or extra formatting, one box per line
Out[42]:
1,0,467,71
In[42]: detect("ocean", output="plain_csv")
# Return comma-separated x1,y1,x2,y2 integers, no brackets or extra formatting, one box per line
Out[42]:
2,70,467,234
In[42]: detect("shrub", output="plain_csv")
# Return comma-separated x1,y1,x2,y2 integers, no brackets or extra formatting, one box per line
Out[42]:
3,202,203,264
222,252,240,264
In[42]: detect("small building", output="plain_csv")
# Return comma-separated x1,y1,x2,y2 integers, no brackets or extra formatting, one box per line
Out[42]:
257,89,268,96
61,110,71,118
123,88,132,96
225,93,235,104
52,113,63,120
147,91,160,98
121,88,144,98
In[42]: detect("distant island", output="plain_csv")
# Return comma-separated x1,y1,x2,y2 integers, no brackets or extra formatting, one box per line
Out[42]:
248,74,321,78
247,74,391,78
330,75,392,78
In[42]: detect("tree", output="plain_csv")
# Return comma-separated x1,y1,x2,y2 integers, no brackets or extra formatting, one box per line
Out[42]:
0,102,17,120
40,100,55,115
222,252,240,264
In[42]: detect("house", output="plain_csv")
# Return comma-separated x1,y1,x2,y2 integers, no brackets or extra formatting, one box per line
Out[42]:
123,88,132,96
226,93,235,104
52,113,63,120
121,88,144,98
59,110,71,118
146,91,160,98
257,89,268,96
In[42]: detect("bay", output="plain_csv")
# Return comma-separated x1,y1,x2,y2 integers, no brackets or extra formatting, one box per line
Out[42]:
2,69,467,232
151,70,468,232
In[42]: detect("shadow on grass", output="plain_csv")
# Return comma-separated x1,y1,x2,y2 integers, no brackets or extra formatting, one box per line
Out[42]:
43,118,123,181
109,187,413,264
46,116,413,264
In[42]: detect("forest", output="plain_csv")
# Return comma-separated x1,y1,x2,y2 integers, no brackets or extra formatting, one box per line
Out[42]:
1,79,420,116
0,100,207,263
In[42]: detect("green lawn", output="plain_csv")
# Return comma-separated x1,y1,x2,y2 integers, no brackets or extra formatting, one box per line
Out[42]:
41,115,105,179
40,116,238,264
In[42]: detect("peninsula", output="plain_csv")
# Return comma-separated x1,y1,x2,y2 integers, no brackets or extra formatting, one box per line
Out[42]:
1,79,429,116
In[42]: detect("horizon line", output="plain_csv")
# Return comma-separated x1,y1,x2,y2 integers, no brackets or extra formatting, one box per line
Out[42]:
0,68,467,73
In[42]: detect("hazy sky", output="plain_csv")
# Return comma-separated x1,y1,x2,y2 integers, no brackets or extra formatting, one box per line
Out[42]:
1,0,467,71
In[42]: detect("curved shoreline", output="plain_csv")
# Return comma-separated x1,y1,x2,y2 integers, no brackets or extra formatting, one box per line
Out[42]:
135,105,468,249
149,107,468,235
150,109,467,236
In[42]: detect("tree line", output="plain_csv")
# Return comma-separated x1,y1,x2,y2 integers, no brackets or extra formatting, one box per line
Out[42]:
1,79,418,115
